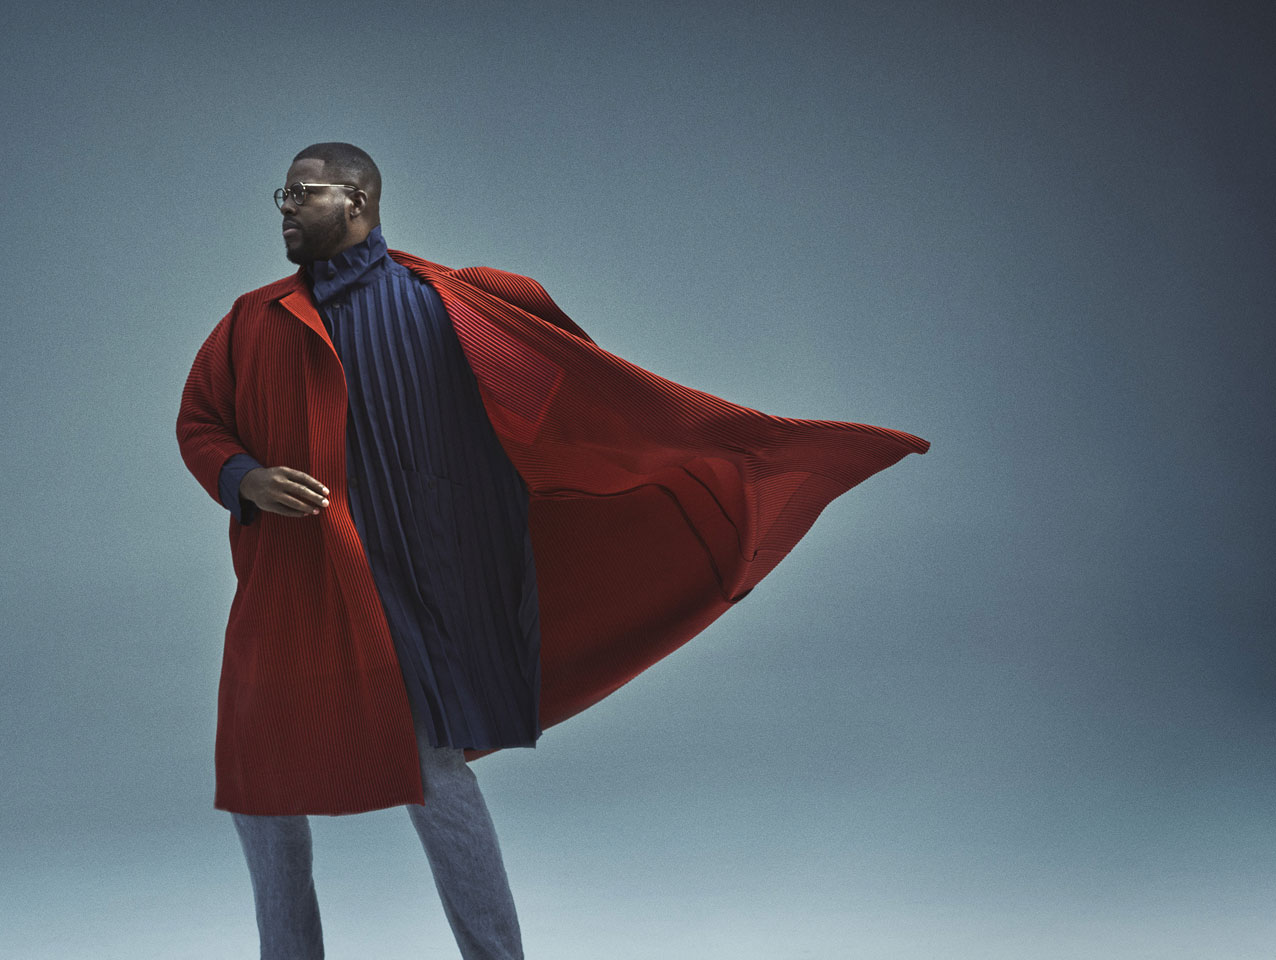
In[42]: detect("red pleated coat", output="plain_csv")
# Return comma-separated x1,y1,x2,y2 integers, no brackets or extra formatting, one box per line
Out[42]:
176,249,930,815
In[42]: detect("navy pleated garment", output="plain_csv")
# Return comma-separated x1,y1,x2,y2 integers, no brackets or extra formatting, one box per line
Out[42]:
218,225,542,750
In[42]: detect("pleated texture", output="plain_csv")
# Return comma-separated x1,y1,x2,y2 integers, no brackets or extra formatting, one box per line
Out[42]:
319,254,540,752
176,253,930,815
405,255,931,760
178,274,426,815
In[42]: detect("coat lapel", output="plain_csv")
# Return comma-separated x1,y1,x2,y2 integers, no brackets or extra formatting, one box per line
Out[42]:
278,285,339,356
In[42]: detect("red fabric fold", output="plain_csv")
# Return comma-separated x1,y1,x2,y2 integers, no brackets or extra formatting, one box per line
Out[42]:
177,253,928,814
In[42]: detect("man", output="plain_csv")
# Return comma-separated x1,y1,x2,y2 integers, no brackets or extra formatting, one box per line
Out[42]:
177,142,928,959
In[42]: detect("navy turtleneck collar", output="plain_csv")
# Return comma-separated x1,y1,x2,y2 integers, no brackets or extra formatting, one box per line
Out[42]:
307,224,391,305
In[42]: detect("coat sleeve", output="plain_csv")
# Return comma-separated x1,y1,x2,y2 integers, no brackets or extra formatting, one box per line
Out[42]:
176,305,257,511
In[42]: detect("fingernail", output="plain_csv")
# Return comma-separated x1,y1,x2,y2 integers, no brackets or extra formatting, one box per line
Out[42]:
322,487,329,494
321,499,329,506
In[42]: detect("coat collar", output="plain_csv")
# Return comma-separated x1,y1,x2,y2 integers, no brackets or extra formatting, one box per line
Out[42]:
307,225,390,305
275,249,456,348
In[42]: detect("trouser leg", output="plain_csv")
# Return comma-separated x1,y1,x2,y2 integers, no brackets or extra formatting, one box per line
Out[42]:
231,811,324,960
406,742,524,960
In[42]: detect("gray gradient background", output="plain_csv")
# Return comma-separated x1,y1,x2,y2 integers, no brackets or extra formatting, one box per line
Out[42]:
2,1,1272,957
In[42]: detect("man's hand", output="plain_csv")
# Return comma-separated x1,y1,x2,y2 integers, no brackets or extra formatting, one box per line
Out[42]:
240,466,330,518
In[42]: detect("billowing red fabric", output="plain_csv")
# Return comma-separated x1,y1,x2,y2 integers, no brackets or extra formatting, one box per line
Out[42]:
177,250,930,815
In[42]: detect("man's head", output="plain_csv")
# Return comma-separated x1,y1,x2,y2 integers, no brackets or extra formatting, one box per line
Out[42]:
279,142,382,265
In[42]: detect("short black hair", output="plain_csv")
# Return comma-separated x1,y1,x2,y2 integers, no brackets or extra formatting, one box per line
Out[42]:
292,142,381,200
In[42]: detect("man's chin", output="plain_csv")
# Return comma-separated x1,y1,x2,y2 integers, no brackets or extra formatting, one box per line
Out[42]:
284,244,308,265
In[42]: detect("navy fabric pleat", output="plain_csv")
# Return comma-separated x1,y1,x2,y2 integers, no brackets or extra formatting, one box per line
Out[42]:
316,228,540,751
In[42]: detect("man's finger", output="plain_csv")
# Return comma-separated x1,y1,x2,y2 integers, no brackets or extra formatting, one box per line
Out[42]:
274,492,320,514
263,501,309,517
278,466,329,494
283,480,329,508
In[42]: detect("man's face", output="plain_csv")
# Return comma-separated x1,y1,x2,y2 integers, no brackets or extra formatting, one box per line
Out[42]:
279,158,352,265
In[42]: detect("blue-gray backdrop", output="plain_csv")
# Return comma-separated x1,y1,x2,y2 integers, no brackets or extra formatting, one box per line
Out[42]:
3,1,1272,957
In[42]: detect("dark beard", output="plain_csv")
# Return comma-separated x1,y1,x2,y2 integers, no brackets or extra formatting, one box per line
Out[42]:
284,205,350,264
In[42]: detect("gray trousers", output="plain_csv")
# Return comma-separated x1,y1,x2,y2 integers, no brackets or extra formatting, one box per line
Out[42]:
230,722,524,960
